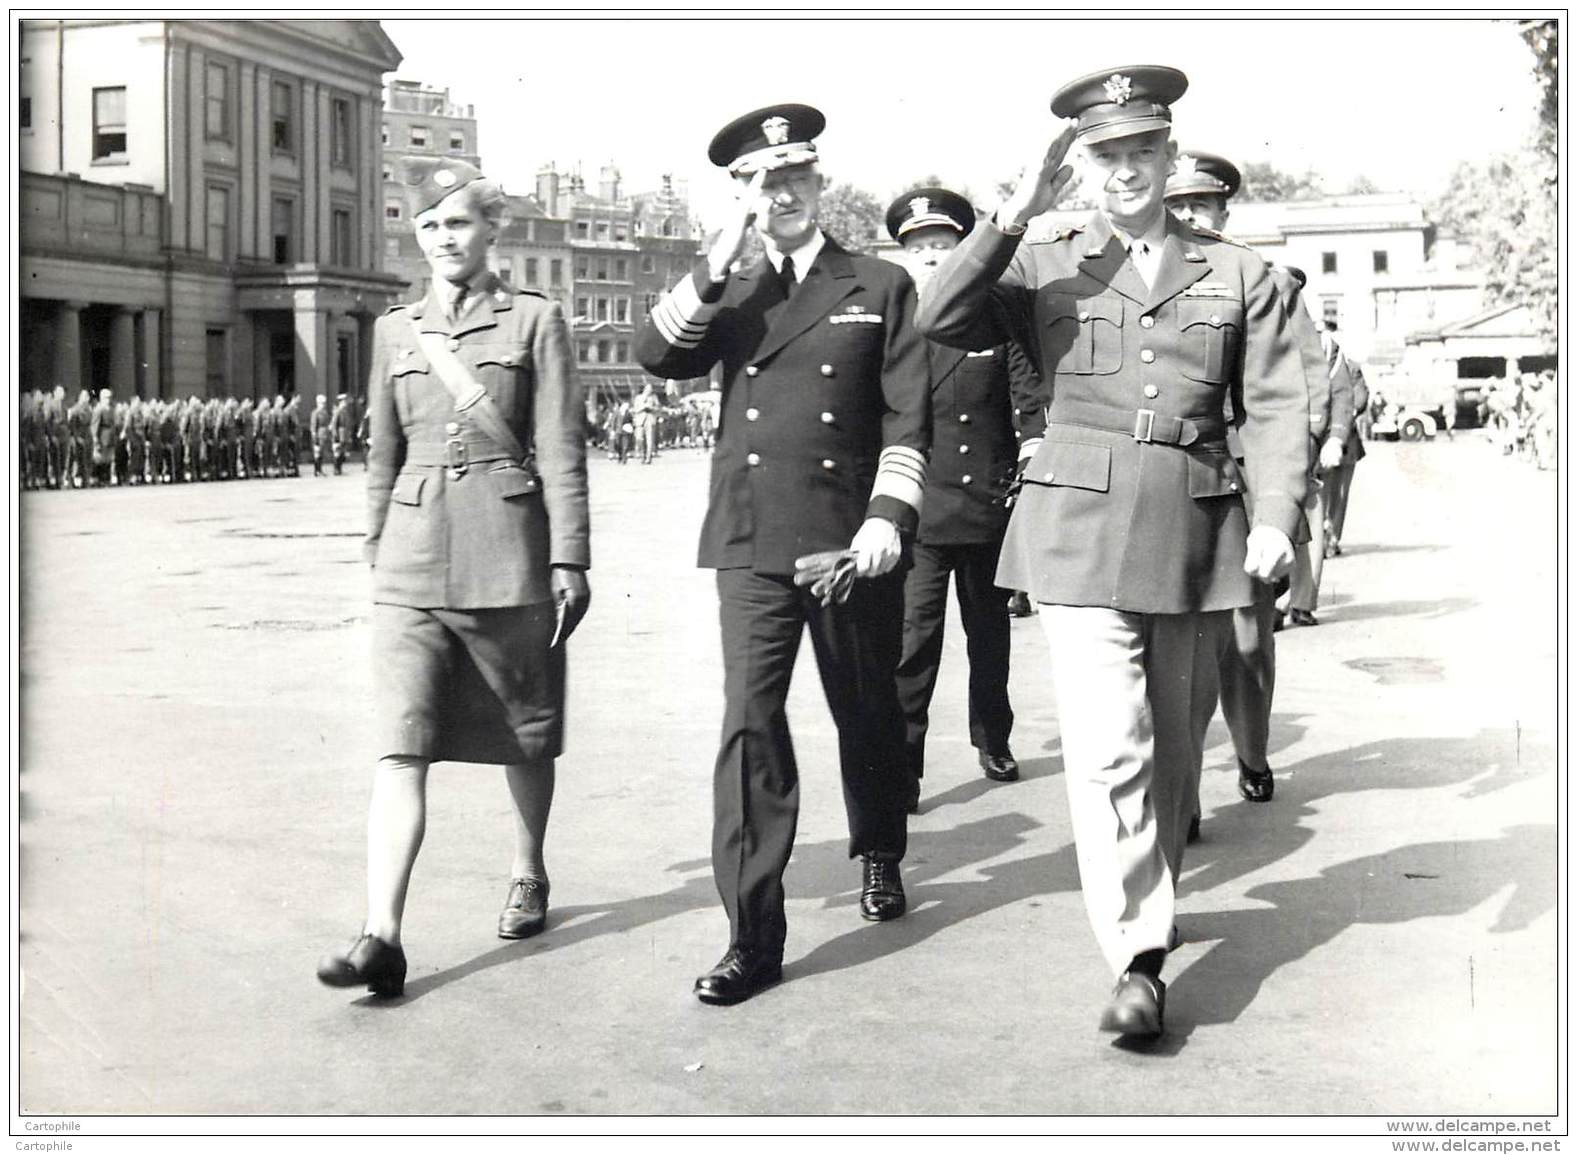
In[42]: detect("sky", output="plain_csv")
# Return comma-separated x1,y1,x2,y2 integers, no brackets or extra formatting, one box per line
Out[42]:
383,15,1542,228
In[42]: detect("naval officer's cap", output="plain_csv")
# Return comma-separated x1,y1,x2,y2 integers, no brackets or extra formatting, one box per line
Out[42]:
885,186,977,242
1050,65,1188,144
708,103,826,176
1166,150,1243,200
402,156,486,218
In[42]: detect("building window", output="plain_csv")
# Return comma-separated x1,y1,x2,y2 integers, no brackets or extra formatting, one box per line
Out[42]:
331,208,353,266
271,196,294,264
20,96,31,131
661,217,673,238
635,220,645,236
331,97,353,168
205,61,230,140
640,255,655,274
643,292,659,314
525,220,535,242
409,126,428,148
595,298,609,321
382,165,392,181
1322,297,1340,327
525,257,539,285
577,342,588,364
381,123,389,146
596,221,610,241
92,86,127,161
575,296,589,318
1372,250,1389,274
206,329,228,396
271,79,293,153
614,258,627,280
615,298,629,324
575,257,589,279
206,184,230,262
596,259,608,281
575,220,589,238
550,259,563,287
385,202,402,220
615,340,628,363
597,340,610,363
449,132,465,152
1321,251,1337,274
615,224,627,243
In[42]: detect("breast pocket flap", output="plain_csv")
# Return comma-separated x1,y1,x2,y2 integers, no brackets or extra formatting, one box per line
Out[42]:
1027,439,1111,493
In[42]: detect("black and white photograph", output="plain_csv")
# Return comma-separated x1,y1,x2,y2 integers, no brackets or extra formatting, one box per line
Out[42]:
10,10,1565,1140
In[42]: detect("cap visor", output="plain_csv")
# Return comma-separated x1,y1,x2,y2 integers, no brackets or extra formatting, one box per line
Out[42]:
1078,116,1172,145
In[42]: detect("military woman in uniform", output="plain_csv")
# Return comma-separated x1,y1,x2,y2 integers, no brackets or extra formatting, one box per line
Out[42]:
317,158,591,998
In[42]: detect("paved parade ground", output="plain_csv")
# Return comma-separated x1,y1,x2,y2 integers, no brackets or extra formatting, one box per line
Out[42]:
16,435,1559,1120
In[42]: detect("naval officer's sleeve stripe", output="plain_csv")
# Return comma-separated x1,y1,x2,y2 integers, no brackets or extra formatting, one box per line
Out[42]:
872,445,927,511
651,276,720,349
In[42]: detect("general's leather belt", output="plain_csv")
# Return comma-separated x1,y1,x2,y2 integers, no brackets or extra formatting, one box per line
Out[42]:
402,443,517,469
1048,400,1226,447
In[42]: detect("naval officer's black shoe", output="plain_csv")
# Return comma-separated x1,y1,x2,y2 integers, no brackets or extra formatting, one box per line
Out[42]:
1186,812,1201,843
1237,758,1274,803
1099,971,1166,1038
979,749,1020,782
859,855,906,921
693,946,783,1006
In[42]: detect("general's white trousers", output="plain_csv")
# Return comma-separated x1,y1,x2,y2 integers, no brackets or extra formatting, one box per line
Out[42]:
1039,606,1227,975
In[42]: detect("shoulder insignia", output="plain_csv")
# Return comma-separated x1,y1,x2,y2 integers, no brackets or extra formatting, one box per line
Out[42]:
1190,224,1250,249
1028,224,1082,246
513,288,548,300
382,301,410,316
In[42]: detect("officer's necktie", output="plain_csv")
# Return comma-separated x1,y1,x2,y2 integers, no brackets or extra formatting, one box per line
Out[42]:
1131,241,1153,290
447,282,467,323
778,254,797,300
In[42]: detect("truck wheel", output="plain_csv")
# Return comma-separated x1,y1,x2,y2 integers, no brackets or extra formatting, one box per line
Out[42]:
1400,417,1427,442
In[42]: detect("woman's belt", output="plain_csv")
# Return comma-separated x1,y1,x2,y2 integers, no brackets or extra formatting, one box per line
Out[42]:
1047,400,1227,447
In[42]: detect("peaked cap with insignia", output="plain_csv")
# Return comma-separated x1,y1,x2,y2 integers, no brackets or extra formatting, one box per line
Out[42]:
1050,64,1188,144
402,157,486,218
708,103,826,176
1166,150,1243,200
884,186,976,242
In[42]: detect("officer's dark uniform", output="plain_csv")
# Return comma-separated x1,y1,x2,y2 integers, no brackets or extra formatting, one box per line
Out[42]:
885,188,1045,801
634,105,930,978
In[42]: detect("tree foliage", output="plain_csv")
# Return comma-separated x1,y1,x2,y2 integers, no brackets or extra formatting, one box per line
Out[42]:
818,182,885,254
1237,162,1325,202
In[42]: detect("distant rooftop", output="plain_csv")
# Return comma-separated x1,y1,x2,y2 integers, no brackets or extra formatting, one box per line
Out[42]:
385,78,473,119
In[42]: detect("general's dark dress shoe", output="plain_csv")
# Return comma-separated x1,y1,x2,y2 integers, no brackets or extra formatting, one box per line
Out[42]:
859,856,906,921
1289,608,1319,627
317,933,406,997
1099,971,1166,1038
497,877,549,939
979,749,1020,782
693,946,783,1006
1237,759,1275,803
1272,609,1286,633
1007,591,1035,618
1186,813,1201,843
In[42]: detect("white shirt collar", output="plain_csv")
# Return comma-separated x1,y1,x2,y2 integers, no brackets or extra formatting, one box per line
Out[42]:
765,228,825,283
1111,214,1167,254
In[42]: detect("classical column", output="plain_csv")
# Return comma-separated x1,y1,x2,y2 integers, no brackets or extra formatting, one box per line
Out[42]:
141,309,162,399
56,301,85,395
109,307,138,401
292,294,331,401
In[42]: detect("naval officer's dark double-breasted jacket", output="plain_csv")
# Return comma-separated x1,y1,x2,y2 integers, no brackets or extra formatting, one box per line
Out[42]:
365,273,590,609
916,211,1310,614
634,236,931,574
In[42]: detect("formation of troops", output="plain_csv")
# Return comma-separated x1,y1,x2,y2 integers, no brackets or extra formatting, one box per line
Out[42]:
18,389,367,488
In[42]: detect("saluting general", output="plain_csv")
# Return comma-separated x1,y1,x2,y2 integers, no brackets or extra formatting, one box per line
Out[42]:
916,66,1310,1038
635,104,931,1007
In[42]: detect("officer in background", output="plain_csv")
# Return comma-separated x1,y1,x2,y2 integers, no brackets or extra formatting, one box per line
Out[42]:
331,393,352,475
917,66,1309,1038
1325,352,1368,555
310,394,332,476
1165,151,1336,814
886,187,1040,812
635,103,930,1007
89,388,115,487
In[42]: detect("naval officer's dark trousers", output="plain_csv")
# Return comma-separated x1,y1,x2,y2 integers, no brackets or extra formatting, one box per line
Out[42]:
712,566,910,957
895,537,1014,780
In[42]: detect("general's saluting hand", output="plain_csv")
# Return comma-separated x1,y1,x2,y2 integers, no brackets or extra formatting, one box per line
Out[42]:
707,168,768,282
999,121,1079,233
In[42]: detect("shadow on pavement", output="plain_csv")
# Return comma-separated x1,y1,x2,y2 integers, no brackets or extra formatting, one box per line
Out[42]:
1316,595,1477,626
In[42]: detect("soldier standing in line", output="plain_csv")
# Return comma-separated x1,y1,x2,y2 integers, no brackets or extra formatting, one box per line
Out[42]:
249,395,267,478
310,394,332,476
916,67,1309,1037
89,389,115,487
636,104,930,1007
885,186,1042,812
65,389,90,487
330,393,351,475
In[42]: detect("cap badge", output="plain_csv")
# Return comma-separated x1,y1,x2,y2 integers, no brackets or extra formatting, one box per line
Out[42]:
761,116,791,146
1103,73,1134,106
433,169,457,188
907,196,932,219
1173,155,1200,179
